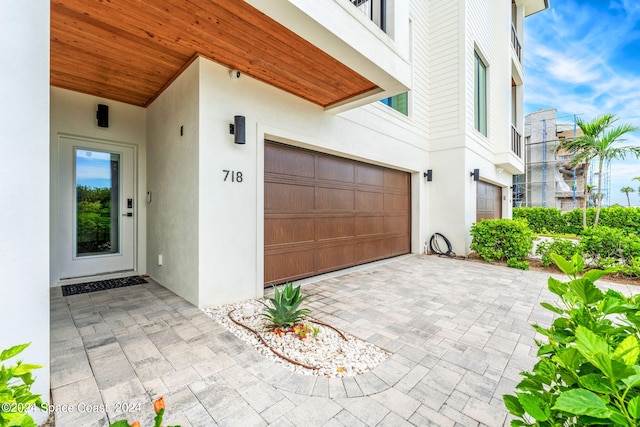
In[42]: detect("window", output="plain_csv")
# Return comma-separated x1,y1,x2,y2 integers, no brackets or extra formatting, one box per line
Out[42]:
381,92,408,115
474,51,487,136
350,0,386,32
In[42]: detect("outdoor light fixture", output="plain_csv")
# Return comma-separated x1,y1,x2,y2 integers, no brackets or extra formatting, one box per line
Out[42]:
424,170,433,181
229,115,246,144
470,169,480,181
97,104,109,128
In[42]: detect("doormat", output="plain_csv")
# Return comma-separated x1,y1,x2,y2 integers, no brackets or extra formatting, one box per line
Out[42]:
61,276,148,296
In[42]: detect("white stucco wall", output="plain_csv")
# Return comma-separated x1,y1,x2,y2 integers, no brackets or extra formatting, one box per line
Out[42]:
50,87,147,284
194,57,430,307
146,61,200,306
0,0,50,422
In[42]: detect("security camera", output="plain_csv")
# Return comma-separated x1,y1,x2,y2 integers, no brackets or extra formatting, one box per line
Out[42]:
229,69,241,79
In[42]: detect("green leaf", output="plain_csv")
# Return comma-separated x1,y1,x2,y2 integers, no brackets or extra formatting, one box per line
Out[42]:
623,374,640,388
577,373,614,393
11,364,42,376
503,394,524,417
552,389,612,418
572,252,585,272
552,253,575,275
583,269,610,283
629,396,640,419
108,421,131,427
517,393,550,421
548,277,568,296
575,326,611,358
613,335,640,366
0,344,29,362
601,296,631,314
568,278,604,304
540,302,564,314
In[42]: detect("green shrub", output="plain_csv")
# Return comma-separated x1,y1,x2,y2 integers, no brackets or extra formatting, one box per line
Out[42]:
470,219,533,262
535,238,580,267
513,207,563,234
504,253,640,426
507,258,529,270
598,206,640,235
615,257,640,278
0,343,46,427
579,226,640,268
515,206,640,235
261,282,310,329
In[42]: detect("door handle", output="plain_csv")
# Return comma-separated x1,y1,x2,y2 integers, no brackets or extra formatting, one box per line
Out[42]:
122,213,133,217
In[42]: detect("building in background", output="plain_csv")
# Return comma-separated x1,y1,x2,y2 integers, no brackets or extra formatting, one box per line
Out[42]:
513,108,610,210
2,0,548,413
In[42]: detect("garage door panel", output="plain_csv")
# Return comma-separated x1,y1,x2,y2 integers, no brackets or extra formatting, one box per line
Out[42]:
384,215,409,234
355,216,384,236
318,156,355,183
265,249,315,284
389,235,410,255
265,182,315,211
315,243,356,272
265,142,410,286
384,170,408,190
355,191,384,211
316,187,355,210
384,193,409,212
264,218,314,245
476,181,502,221
265,144,315,178
316,216,355,240
356,164,384,187
354,238,390,263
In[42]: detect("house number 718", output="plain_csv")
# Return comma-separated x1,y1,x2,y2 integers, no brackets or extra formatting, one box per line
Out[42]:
223,170,243,183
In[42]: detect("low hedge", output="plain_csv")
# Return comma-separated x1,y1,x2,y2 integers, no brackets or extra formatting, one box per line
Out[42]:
514,206,640,235
470,219,533,262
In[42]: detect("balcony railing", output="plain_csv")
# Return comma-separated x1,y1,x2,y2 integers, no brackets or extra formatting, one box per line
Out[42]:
511,24,522,62
350,0,386,32
512,125,523,158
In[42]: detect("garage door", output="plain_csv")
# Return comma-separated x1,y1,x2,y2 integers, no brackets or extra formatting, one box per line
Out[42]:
476,181,502,222
264,142,410,287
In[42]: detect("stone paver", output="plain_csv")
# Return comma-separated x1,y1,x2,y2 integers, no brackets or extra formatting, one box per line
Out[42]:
49,255,638,426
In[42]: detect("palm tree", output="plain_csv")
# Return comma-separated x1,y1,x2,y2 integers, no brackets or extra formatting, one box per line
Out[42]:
557,114,639,227
621,186,635,207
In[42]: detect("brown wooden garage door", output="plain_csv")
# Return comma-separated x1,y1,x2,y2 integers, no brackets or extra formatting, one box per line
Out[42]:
264,142,410,287
476,181,502,222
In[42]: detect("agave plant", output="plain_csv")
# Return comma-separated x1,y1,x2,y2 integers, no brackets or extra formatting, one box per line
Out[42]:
261,282,310,329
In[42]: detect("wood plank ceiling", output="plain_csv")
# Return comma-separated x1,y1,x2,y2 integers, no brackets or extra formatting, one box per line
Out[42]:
50,0,378,108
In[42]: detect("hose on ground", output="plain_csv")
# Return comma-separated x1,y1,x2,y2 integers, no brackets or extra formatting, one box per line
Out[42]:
429,233,456,258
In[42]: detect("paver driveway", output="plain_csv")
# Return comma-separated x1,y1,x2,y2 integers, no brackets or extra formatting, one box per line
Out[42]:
49,254,639,426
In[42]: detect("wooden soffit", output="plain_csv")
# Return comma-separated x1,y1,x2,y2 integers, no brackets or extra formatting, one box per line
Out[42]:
50,0,378,108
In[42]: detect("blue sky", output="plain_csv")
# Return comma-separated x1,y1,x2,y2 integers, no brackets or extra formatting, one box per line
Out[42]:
76,150,112,189
524,0,640,206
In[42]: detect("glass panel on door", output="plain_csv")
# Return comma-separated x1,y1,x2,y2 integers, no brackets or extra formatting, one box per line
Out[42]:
75,149,120,257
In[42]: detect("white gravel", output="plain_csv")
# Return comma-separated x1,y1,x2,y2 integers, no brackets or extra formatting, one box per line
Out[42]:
203,299,388,378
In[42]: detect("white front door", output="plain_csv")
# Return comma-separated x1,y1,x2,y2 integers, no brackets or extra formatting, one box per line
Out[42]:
57,136,136,280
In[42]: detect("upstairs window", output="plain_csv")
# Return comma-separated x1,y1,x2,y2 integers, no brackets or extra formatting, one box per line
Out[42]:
350,0,386,32
381,92,408,115
474,51,487,136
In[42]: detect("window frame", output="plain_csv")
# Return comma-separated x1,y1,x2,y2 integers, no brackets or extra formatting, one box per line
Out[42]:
474,50,488,136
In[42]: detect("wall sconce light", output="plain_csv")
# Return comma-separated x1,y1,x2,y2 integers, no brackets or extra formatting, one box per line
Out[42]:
470,169,480,181
424,170,433,182
97,104,109,128
229,115,246,144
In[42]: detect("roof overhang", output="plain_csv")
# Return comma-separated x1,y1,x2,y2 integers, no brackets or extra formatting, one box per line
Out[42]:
50,0,410,111
523,0,550,17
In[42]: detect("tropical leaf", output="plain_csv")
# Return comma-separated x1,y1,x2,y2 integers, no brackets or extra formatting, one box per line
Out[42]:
552,389,612,418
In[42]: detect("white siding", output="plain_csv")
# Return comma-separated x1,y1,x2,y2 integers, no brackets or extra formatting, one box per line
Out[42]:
428,0,462,142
